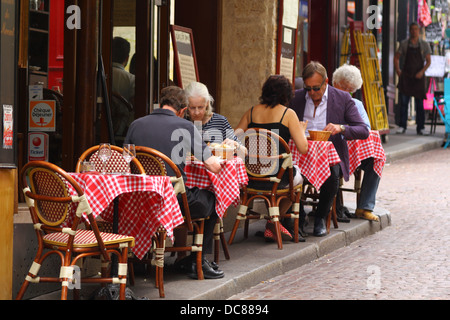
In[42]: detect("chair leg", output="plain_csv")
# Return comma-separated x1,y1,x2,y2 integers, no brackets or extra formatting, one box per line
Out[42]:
326,197,338,234
228,218,241,245
195,221,204,280
128,260,135,286
214,221,220,263
228,204,248,245
154,230,166,297
213,219,230,264
220,223,230,260
273,218,283,250
118,247,130,300
291,196,301,243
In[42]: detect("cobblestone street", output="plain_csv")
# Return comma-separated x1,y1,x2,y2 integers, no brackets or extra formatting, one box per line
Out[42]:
229,148,450,300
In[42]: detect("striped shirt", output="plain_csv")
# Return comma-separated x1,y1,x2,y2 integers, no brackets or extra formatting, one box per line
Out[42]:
194,113,239,144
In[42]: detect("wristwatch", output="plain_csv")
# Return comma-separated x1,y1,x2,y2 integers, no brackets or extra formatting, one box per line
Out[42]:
340,125,346,133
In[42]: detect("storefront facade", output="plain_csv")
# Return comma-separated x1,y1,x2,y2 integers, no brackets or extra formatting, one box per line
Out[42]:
6,0,438,299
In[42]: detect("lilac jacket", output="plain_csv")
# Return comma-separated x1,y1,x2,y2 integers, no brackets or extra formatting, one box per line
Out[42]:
289,85,369,181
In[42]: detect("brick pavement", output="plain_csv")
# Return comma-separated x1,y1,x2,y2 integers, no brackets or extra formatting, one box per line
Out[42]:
229,148,450,300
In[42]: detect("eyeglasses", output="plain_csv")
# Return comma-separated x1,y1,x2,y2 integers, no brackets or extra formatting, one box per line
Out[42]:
304,79,325,92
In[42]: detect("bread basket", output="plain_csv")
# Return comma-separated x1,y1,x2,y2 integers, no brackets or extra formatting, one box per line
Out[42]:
308,130,331,141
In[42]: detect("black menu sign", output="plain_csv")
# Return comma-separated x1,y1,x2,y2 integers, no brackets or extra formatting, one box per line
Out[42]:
171,25,199,89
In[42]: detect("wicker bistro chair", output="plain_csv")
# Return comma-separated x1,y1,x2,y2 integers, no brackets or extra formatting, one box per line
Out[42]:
16,161,135,300
75,145,145,234
129,146,205,298
227,128,302,249
75,145,145,177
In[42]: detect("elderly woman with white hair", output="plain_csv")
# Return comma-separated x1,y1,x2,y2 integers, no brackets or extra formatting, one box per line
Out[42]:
332,64,371,129
185,81,244,153
332,64,380,222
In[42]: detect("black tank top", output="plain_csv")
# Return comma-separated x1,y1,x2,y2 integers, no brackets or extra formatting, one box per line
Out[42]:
248,106,291,143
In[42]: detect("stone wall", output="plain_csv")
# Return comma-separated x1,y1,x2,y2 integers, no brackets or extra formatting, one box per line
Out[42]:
219,0,279,128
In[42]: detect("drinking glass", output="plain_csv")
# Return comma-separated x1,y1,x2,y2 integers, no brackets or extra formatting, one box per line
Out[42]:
122,144,136,174
98,143,111,174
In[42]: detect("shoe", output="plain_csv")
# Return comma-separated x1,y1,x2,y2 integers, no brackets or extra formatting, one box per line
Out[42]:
336,206,351,223
313,217,327,237
266,220,292,241
209,260,219,271
355,209,379,222
417,130,429,136
396,127,406,134
280,219,306,242
264,228,276,242
187,258,224,279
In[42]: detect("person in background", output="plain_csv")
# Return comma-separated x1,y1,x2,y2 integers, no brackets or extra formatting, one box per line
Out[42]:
112,37,135,139
235,74,309,242
332,64,381,222
394,22,431,135
289,61,369,237
124,86,225,280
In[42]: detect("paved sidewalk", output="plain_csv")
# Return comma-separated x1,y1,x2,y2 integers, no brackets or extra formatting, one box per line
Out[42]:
230,145,450,300
31,125,447,300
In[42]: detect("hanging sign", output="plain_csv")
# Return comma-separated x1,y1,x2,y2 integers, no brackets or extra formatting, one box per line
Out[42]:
171,25,199,89
2,105,13,149
28,132,49,162
29,100,56,132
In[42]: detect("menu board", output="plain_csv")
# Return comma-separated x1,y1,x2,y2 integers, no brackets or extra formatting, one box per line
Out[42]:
0,0,17,167
170,25,199,89
276,0,299,85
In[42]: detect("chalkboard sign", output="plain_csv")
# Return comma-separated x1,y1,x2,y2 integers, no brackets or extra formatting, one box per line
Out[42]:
276,0,298,85
0,0,17,168
170,25,199,89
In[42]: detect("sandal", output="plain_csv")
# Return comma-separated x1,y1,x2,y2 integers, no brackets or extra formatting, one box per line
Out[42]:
266,220,293,241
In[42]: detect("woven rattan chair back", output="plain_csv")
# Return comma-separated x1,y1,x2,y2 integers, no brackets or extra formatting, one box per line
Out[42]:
244,128,280,178
132,150,168,176
228,128,301,249
28,167,73,226
16,161,134,300
75,145,145,174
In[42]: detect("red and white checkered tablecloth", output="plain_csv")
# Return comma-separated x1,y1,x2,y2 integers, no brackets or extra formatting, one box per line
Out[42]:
184,157,248,218
289,140,341,190
67,173,184,260
347,130,386,177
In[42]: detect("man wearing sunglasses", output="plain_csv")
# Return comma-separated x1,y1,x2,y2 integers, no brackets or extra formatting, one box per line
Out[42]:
289,61,369,237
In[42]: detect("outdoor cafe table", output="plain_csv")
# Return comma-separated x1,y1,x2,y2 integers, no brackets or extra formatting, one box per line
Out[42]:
66,172,184,260
289,139,341,190
184,157,248,219
347,130,386,178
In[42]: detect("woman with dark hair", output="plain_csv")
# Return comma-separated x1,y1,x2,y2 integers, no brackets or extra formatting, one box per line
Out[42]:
235,74,308,162
235,75,308,241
